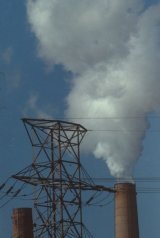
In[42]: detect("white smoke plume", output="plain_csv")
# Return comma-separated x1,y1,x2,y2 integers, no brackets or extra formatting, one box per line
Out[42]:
26,0,160,178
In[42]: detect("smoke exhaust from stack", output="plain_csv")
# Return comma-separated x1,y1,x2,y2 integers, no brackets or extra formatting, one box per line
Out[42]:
114,183,139,238
26,0,160,179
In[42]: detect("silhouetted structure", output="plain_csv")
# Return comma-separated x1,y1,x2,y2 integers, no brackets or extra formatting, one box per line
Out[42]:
12,118,114,238
114,183,139,238
12,208,33,238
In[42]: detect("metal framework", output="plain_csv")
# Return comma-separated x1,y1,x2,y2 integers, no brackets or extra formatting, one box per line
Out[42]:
13,118,114,238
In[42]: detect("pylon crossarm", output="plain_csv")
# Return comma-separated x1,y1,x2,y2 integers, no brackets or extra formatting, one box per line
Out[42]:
12,175,114,192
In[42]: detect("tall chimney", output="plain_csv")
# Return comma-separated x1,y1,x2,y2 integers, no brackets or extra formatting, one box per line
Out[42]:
12,208,34,238
114,183,139,238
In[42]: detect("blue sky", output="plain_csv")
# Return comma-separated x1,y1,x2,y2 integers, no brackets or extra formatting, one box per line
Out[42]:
0,0,160,237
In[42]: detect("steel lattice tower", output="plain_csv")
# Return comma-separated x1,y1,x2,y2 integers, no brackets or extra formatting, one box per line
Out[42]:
13,118,114,238
13,118,90,237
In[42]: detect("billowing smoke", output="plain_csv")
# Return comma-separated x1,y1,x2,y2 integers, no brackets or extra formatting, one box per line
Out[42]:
26,0,160,178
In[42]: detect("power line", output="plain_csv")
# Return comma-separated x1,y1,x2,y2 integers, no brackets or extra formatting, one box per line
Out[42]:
84,177,160,182
60,116,160,120
87,129,160,133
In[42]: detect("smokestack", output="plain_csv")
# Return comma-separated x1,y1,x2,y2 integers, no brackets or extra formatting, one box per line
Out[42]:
114,183,139,238
12,208,34,238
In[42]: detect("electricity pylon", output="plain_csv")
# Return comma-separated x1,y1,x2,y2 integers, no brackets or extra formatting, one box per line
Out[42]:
13,118,114,238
